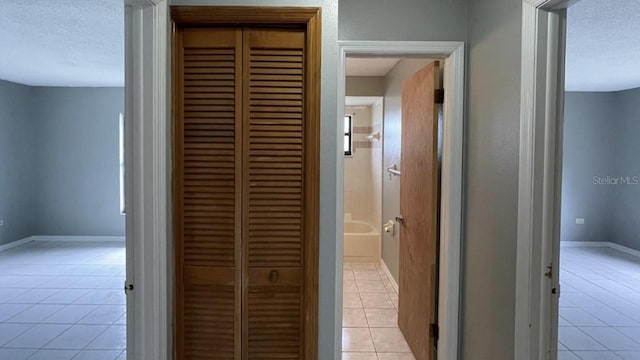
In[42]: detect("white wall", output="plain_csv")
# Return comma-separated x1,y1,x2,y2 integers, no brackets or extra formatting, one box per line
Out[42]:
344,105,380,227
370,101,383,232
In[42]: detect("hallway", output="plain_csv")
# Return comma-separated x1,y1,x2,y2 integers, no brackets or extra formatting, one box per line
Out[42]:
342,262,415,360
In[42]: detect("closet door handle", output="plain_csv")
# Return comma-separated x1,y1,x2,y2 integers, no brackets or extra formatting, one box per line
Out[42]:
269,270,280,284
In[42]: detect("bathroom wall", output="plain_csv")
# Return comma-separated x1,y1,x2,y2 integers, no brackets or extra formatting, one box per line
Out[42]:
380,59,433,281
344,105,382,228
370,101,383,232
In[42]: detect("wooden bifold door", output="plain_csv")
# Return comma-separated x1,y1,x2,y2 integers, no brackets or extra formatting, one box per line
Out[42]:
172,11,320,359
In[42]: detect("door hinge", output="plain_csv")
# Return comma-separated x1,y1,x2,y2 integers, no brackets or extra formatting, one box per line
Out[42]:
429,323,439,340
434,89,445,104
124,281,134,294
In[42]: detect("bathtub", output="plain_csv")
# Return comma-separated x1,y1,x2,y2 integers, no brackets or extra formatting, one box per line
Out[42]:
343,220,381,263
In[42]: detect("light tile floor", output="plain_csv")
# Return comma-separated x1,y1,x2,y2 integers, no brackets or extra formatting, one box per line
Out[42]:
558,246,640,360
342,262,415,360
0,241,126,360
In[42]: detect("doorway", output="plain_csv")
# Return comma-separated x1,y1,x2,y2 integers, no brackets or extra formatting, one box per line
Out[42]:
336,42,464,360
0,2,129,356
555,1,640,359
515,1,640,359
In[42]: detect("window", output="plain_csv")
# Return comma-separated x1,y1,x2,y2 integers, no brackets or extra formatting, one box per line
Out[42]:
119,113,125,215
344,115,353,156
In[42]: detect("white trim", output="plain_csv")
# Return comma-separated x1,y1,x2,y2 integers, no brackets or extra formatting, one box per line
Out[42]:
29,236,125,242
607,242,640,258
516,1,570,360
378,259,399,294
125,0,170,359
337,40,465,360
560,241,640,258
0,237,34,252
515,4,546,359
560,241,609,247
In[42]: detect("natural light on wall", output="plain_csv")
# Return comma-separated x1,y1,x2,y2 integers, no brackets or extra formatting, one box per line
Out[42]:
344,115,352,156
119,113,125,214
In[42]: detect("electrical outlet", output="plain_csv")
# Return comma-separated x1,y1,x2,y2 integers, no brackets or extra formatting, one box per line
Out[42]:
576,218,585,225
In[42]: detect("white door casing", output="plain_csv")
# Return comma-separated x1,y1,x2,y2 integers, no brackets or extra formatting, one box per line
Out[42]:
337,41,465,360
516,1,572,359
124,0,171,359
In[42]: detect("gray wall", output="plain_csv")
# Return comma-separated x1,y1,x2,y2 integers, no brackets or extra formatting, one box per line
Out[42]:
612,88,640,250
346,76,385,97
340,0,526,358
0,82,124,244
381,59,433,281
33,87,125,236
0,80,36,245
562,90,640,250
561,92,617,243
464,0,522,359
339,0,467,41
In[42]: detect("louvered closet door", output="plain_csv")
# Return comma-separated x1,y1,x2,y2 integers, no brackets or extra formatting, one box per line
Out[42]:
242,29,307,359
175,28,242,360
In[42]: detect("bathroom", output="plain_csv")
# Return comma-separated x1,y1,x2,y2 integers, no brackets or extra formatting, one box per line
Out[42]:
343,96,384,264
342,57,440,359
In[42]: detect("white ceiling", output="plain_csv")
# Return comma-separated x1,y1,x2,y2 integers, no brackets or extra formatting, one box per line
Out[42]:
566,0,640,92
345,96,383,106
2,0,637,91
346,57,401,77
0,0,124,87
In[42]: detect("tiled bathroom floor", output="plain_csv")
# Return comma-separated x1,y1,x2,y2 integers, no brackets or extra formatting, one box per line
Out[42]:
0,241,126,360
558,246,640,360
342,262,415,360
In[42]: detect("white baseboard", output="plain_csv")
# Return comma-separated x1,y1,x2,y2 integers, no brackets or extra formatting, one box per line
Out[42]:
608,242,640,259
560,241,609,248
561,241,640,259
0,237,35,252
30,235,125,242
378,258,399,293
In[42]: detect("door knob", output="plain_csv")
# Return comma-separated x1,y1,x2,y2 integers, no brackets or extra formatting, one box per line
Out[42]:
269,270,280,284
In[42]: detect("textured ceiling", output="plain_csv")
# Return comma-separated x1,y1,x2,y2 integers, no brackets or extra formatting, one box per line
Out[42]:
566,0,640,92
0,0,123,87
346,57,401,76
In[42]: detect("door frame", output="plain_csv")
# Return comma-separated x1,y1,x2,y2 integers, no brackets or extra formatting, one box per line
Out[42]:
170,7,322,359
124,0,171,359
336,41,465,360
515,1,574,359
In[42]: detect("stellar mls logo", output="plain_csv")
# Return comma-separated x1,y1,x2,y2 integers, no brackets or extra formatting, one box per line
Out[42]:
593,175,639,185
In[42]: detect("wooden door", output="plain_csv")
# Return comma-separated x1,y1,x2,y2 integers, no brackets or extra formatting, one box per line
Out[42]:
242,28,309,359
174,28,243,359
398,61,441,360
173,13,320,359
